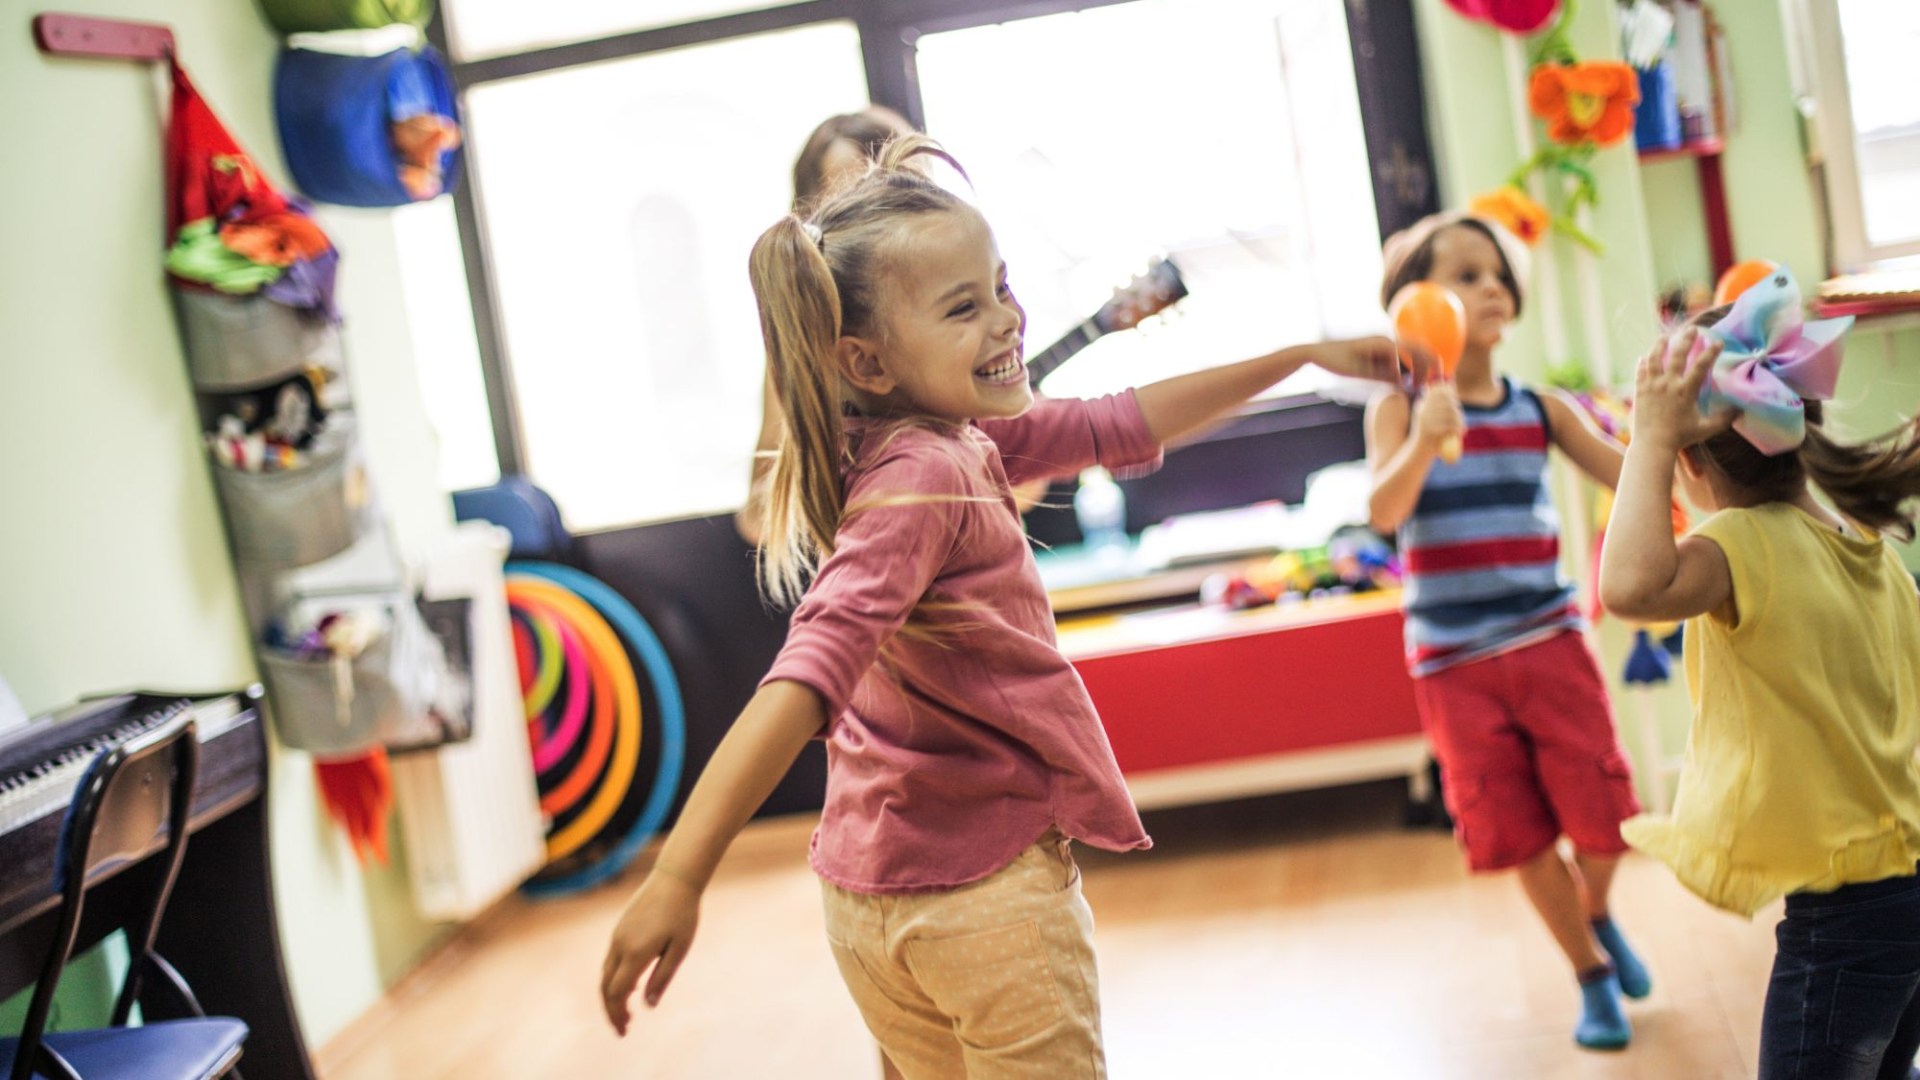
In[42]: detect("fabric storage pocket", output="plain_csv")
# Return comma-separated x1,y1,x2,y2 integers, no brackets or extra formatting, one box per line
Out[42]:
380,595,473,752
275,45,461,208
211,416,367,568
257,0,433,33
259,632,399,756
173,283,341,391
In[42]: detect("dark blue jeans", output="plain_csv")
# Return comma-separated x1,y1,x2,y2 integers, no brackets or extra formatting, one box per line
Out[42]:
1759,869,1920,1080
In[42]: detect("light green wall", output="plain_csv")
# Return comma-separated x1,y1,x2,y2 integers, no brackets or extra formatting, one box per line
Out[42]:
0,0,453,1052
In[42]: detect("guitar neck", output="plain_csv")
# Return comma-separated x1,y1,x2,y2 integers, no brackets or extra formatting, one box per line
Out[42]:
1025,319,1102,388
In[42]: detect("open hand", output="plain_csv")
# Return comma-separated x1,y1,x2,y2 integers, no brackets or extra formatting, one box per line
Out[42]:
601,869,702,1035
1632,326,1735,450
1314,335,1429,387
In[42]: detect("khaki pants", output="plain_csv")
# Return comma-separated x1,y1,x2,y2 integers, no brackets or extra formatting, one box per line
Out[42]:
820,834,1105,1079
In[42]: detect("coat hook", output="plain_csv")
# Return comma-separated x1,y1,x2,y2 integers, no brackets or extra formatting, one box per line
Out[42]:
33,12,175,62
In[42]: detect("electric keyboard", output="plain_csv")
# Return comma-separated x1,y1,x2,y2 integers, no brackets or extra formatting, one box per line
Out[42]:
0,686,317,1078
0,693,246,838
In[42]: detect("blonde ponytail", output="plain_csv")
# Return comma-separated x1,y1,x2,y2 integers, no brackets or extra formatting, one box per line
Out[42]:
749,215,848,607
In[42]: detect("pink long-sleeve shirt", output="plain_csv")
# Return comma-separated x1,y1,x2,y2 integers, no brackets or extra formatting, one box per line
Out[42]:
763,391,1163,894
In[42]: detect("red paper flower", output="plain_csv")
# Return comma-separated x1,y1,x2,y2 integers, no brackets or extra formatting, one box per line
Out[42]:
1529,61,1640,147
1443,0,1561,34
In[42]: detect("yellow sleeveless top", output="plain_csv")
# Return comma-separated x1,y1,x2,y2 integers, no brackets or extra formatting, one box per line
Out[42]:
1621,503,1920,916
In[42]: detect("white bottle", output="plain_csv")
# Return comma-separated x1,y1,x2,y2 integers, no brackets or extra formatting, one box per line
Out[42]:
1073,466,1128,555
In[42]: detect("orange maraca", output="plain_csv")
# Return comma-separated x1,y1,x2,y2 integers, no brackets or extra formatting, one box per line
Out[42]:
1388,282,1468,463
1712,259,1778,307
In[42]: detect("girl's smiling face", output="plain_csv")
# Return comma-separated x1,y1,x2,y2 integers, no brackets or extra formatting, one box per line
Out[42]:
1427,225,1518,350
862,208,1030,423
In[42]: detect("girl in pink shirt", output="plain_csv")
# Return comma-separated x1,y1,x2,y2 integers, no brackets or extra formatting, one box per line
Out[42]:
601,136,1412,1076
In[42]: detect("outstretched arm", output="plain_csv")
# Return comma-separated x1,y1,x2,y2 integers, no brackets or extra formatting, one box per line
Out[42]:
1541,389,1626,491
1132,336,1410,445
601,680,825,1033
1599,328,1736,623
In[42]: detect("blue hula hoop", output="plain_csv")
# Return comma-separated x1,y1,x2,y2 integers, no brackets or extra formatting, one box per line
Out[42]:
507,561,686,896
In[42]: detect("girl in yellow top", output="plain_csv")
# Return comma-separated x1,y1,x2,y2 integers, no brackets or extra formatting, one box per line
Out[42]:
1601,268,1920,1080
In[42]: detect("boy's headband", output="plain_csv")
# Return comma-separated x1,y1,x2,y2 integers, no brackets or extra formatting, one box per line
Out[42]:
1698,268,1851,456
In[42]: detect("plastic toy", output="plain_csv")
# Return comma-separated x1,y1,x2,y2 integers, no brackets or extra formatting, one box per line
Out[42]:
1712,258,1778,307
1389,282,1468,462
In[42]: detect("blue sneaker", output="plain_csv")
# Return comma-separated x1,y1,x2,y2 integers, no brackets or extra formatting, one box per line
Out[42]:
1575,968,1631,1051
1592,917,1652,999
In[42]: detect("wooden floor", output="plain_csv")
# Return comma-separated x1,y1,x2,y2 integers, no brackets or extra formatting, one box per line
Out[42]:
320,782,1786,1079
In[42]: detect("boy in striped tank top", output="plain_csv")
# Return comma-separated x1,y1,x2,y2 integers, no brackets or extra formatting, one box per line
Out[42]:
1364,213,1645,1051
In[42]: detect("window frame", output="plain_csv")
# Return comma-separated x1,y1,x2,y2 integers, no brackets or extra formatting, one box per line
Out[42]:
1792,0,1920,271
427,0,1438,500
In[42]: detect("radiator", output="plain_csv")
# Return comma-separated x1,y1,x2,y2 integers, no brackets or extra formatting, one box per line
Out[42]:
392,521,546,921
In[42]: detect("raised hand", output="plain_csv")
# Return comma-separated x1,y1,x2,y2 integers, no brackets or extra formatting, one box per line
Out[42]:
1632,326,1736,450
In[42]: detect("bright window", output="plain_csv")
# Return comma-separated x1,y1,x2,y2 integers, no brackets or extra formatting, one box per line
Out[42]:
1801,0,1920,266
915,0,1383,404
443,0,796,61
391,199,500,494
431,0,1393,530
460,22,868,529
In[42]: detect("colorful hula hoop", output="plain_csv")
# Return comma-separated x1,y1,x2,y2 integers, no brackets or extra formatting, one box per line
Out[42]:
528,612,591,775
519,606,564,722
504,562,686,897
521,594,615,820
504,577,637,861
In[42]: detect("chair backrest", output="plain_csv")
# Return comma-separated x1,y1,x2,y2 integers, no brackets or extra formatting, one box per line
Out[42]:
9,711,198,1080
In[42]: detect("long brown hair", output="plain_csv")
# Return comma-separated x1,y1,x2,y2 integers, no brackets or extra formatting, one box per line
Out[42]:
790,107,914,215
1689,306,1920,540
747,134,977,609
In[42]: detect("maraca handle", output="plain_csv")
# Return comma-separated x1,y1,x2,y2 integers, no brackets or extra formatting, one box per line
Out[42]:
1439,433,1463,464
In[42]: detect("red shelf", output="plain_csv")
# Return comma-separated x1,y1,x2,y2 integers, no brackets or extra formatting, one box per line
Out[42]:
1637,137,1725,165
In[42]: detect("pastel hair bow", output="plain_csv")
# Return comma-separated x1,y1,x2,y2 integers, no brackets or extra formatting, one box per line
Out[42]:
1698,267,1852,455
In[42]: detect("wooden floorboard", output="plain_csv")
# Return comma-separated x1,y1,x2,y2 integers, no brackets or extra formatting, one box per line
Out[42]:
320,781,1786,1079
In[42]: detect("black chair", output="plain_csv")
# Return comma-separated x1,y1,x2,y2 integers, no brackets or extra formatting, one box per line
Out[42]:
0,712,247,1080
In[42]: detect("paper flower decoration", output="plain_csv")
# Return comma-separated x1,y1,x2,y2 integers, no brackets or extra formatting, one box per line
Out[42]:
1529,61,1640,147
1443,0,1562,34
1469,187,1550,246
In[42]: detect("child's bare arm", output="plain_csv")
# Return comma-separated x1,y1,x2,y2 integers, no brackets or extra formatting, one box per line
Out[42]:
601,680,826,1033
1132,336,1411,445
1364,385,1461,533
1540,389,1625,491
1599,329,1736,623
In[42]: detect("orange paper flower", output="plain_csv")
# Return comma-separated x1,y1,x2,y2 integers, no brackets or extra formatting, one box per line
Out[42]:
1469,187,1550,246
1529,61,1639,147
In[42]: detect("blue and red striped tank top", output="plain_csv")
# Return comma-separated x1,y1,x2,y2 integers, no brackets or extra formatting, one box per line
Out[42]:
1397,377,1582,676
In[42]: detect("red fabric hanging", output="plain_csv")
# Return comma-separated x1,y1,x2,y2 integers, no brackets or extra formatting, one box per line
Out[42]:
165,58,290,243
315,750,395,866
164,57,336,313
